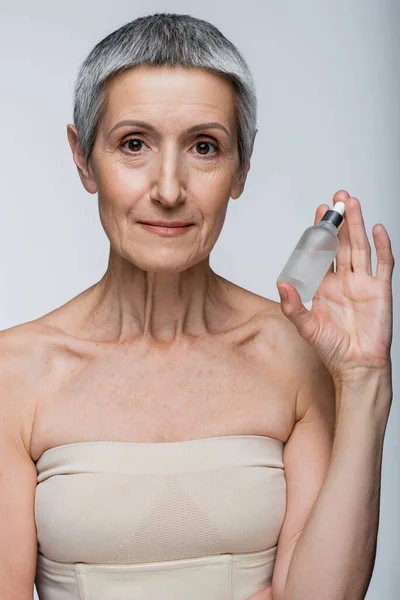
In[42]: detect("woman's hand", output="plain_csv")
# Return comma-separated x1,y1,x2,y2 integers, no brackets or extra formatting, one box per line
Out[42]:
276,190,395,386
248,584,273,599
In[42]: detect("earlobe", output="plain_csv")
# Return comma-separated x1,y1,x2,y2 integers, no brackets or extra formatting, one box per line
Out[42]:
66,124,98,194
230,165,249,200
230,177,244,200
230,131,256,200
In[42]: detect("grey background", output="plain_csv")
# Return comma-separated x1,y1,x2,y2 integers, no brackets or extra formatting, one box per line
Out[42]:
0,1,398,598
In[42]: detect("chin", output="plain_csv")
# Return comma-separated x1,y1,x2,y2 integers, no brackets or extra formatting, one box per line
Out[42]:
130,255,199,274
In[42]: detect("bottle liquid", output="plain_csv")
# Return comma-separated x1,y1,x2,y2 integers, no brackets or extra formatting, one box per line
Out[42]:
276,201,345,304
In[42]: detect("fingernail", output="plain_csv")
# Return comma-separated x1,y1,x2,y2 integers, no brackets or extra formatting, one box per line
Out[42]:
277,285,288,300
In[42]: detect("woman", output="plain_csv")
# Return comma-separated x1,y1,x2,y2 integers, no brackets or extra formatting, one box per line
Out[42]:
0,12,394,600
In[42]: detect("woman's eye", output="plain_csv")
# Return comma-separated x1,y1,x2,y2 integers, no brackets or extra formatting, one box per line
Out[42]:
121,138,218,157
122,138,147,153
192,141,218,157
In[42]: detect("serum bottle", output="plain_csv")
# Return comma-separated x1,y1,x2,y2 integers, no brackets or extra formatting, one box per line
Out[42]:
276,201,345,304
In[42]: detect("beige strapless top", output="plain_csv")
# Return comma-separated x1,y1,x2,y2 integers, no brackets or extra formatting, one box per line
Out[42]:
34,435,286,600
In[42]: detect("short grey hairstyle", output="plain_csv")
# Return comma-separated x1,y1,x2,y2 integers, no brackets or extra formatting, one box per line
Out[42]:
73,12,258,179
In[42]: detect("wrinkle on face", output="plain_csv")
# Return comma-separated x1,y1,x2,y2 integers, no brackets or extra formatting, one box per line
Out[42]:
73,65,246,342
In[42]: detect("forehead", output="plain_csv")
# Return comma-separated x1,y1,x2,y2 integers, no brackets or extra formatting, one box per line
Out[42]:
102,66,237,131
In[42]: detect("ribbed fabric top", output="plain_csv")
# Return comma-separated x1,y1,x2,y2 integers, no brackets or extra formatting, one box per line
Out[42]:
34,435,287,600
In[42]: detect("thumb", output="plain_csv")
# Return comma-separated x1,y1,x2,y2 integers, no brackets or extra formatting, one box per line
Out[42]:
276,282,318,345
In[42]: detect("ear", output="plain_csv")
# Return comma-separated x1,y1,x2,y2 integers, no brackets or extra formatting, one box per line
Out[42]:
230,129,257,200
66,124,98,194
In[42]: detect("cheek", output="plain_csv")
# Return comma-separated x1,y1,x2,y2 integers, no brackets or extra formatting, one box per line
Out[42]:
97,164,148,210
198,198,229,246
196,177,232,219
191,167,233,201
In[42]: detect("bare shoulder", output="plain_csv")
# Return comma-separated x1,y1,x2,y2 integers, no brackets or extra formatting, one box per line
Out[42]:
228,281,334,424
219,274,303,352
255,301,336,425
0,320,56,375
0,321,58,457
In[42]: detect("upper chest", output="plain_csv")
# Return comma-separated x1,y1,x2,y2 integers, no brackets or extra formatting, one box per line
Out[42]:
28,315,299,462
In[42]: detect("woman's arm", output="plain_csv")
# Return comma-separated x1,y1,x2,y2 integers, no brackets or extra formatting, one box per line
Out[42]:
269,193,394,600
0,330,38,600
250,192,394,600
249,370,392,600
249,371,391,600
279,372,391,600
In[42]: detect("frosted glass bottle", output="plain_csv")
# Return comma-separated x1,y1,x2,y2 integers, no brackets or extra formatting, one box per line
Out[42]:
276,202,345,304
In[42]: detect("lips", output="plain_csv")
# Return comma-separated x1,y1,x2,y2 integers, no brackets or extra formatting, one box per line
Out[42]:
138,221,194,237
139,221,193,227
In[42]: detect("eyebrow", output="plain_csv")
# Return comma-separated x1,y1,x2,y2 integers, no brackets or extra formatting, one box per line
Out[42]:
108,119,231,138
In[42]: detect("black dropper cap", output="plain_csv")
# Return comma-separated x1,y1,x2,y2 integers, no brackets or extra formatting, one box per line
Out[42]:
320,201,345,229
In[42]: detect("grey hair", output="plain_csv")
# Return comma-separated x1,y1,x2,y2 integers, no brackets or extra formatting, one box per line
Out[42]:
73,12,258,178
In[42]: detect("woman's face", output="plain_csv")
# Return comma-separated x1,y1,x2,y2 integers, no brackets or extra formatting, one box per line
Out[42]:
69,66,250,273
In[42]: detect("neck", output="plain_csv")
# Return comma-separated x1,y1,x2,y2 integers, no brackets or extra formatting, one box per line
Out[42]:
80,248,230,345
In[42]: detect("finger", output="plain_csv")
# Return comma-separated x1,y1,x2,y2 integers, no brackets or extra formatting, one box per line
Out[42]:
332,189,351,274
345,197,372,275
313,204,330,226
373,223,395,283
277,282,319,346
335,211,352,274
314,204,334,274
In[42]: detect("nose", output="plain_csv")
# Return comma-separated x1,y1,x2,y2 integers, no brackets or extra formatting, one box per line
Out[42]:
149,146,187,208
